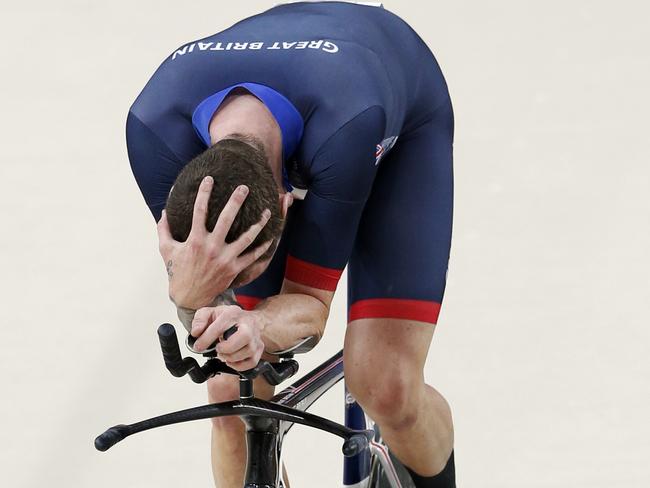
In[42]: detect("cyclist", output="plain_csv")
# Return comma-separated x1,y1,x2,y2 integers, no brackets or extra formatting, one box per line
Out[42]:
127,2,455,487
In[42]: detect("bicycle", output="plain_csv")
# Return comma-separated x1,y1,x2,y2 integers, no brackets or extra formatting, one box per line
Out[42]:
95,323,415,487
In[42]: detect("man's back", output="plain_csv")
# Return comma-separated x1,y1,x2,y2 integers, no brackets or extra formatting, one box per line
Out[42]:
129,2,450,218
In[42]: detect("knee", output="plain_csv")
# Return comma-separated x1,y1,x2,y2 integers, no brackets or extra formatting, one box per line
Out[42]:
207,375,244,432
346,365,422,431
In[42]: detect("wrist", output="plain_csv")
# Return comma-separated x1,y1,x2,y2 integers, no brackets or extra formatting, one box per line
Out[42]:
252,307,277,352
170,290,213,311
250,307,270,333
176,306,197,332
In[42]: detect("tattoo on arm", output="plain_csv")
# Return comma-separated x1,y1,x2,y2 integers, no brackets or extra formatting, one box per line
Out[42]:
166,260,174,279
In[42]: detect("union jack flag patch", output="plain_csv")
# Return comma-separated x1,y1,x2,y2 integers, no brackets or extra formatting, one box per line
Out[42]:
375,136,398,165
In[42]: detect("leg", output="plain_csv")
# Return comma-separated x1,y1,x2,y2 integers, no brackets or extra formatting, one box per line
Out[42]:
344,319,453,475
346,97,455,485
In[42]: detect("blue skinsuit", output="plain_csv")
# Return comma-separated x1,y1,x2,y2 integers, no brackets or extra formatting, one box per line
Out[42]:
126,1,454,324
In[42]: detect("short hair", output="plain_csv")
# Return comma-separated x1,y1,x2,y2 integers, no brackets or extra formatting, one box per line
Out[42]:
165,136,282,260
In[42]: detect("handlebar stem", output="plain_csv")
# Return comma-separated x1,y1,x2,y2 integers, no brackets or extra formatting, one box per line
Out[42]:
240,377,254,399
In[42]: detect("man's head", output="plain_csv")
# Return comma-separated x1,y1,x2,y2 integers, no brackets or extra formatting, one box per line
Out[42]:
165,135,290,287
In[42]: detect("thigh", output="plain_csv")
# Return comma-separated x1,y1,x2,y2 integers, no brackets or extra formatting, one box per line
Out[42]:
344,317,434,380
348,102,454,326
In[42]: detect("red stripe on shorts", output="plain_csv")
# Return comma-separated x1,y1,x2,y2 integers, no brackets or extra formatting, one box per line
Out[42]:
285,255,343,291
235,295,262,311
348,298,442,324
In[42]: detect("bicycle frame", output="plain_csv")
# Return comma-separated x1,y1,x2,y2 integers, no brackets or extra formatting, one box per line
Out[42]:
250,350,346,486
246,352,404,488
95,324,406,488
96,347,373,488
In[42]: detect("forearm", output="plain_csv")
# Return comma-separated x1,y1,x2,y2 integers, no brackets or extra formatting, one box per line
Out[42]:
170,277,230,311
253,293,329,353
176,290,238,332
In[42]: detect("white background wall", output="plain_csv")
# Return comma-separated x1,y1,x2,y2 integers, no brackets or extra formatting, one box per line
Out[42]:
0,1,648,486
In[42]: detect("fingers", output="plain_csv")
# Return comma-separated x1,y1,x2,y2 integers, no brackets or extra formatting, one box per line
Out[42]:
236,239,274,269
193,306,240,351
189,176,214,238
229,209,272,258
227,356,262,372
157,210,175,256
219,336,265,371
216,326,264,369
211,185,249,242
216,326,252,355
218,341,261,365
191,307,219,337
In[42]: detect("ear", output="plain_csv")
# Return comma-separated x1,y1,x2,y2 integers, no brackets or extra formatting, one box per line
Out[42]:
279,192,294,219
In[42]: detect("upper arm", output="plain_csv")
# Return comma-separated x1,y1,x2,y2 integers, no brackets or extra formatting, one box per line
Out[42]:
126,111,185,221
281,278,335,310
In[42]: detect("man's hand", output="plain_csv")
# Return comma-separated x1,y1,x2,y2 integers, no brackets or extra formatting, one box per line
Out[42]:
157,176,272,310
191,305,267,371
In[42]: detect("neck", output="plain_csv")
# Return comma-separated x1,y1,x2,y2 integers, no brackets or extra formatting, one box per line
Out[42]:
208,90,284,190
